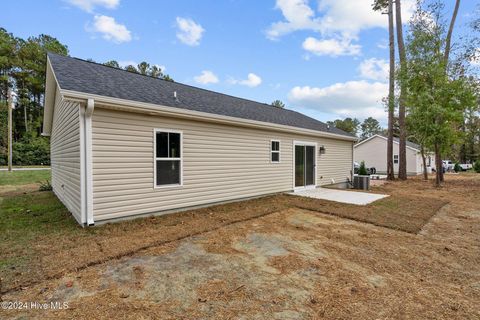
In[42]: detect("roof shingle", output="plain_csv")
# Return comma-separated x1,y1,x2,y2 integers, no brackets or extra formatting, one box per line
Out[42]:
48,53,354,138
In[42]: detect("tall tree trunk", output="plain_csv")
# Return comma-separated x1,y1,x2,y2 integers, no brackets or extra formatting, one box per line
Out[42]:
387,0,395,181
24,104,28,133
460,120,466,163
421,145,428,180
444,0,461,65
440,157,444,182
395,0,407,180
438,0,460,183
435,143,442,187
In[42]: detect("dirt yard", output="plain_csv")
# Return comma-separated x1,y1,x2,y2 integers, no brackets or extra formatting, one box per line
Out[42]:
1,174,479,319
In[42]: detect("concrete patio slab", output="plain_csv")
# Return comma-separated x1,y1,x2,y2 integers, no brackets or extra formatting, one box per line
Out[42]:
288,188,389,205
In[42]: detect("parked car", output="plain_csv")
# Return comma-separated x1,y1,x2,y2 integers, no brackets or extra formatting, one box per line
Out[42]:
353,162,376,175
459,163,473,171
443,160,473,172
442,160,454,171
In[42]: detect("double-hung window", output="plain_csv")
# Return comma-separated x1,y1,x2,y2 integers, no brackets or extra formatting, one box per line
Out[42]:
393,154,399,164
271,140,280,163
154,130,182,187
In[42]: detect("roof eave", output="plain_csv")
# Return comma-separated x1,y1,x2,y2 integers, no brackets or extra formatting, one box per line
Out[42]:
42,56,60,136
61,89,358,142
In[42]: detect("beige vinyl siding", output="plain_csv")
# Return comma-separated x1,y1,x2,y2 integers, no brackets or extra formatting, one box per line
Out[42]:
92,107,353,221
50,89,82,222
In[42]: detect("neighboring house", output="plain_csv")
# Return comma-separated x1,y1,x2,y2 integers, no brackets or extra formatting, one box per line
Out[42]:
43,53,357,226
354,134,435,176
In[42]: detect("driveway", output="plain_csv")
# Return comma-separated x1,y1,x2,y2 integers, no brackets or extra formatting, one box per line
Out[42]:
0,167,50,171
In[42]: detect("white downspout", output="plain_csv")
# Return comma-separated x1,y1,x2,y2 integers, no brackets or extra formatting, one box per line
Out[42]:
79,105,86,224
85,99,94,226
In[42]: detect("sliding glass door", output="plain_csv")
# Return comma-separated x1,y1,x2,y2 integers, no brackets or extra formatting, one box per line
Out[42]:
295,145,305,187
295,143,316,188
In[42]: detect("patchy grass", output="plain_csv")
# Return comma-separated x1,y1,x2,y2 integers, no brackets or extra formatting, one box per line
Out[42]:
288,194,448,233
2,173,480,319
0,191,80,237
0,191,86,291
0,179,449,294
0,191,287,293
0,170,50,186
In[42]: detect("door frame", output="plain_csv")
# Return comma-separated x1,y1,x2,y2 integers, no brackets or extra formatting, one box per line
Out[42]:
292,140,317,191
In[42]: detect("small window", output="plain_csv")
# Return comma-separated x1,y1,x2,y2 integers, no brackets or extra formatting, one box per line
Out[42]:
271,140,280,163
393,154,399,164
155,130,182,187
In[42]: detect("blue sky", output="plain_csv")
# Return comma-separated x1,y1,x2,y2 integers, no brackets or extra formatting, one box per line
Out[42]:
3,0,478,125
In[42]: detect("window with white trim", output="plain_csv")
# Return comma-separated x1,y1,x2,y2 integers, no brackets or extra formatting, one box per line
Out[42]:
155,130,182,187
393,154,399,164
271,140,280,163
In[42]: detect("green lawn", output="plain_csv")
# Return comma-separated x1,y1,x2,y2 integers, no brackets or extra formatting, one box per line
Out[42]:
0,170,51,186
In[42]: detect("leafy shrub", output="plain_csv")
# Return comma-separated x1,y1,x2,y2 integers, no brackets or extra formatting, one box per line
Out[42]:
454,163,461,173
11,135,50,166
358,161,369,175
474,160,480,173
39,180,52,191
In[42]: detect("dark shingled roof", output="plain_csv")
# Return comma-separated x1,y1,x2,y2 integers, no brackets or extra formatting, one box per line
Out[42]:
48,53,354,138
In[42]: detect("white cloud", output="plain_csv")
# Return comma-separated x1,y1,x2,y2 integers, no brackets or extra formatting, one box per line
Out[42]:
288,80,388,121
358,58,389,81
267,0,416,57
176,17,204,46
318,0,385,35
194,70,219,85
118,60,136,68
266,0,321,40
89,15,132,43
155,64,167,72
229,73,262,87
302,36,361,57
318,0,415,35
67,0,119,12
268,0,416,37
376,39,388,50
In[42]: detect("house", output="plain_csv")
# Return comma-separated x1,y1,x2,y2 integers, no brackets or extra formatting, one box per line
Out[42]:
42,53,357,226
353,134,435,176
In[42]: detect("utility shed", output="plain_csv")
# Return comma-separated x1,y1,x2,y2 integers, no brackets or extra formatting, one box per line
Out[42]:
43,53,357,226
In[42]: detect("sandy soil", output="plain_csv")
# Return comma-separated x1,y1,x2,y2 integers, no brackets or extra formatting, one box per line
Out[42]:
1,174,479,319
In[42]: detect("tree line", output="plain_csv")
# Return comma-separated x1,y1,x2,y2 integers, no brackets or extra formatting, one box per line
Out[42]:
0,27,172,166
387,0,478,185
327,117,385,139
327,0,480,185
0,28,68,165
